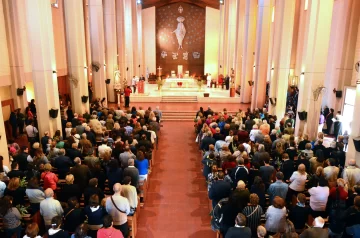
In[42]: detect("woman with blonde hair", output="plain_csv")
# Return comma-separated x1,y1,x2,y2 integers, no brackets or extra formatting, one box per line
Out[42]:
288,164,307,202
263,135,272,153
257,225,267,238
4,177,26,206
265,196,287,234
58,174,81,203
65,122,73,138
308,166,328,189
41,164,58,191
243,194,264,236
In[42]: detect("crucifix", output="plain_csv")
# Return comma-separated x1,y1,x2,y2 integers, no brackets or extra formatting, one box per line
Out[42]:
157,66,162,76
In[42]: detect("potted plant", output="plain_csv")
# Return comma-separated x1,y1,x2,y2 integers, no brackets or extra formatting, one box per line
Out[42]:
19,177,28,188
16,204,30,218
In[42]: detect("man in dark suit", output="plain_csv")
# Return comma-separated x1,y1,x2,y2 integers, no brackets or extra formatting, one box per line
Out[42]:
66,143,83,162
200,131,216,152
53,149,73,179
225,75,230,90
137,134,153,151
209,172,232,208
40,131,50,154
281,153,295,181
70,157,92,192
123,159,140,189
7,162,24,179
230,158,249,188
12,146,29,171
225,213,252,238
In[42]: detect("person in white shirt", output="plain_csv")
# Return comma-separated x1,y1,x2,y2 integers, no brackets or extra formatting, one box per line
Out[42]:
0,180,6,198
343,159,360,188
265,196,287,233
121,176,138,215
131,76,138,93
97,140,112,159
308,178,329,218
26,121,38,146
324,158,340,183
249,125,259,142
105,183,130,237
137,107,145,117
206,74,212,87
289,164,307,192
154,106,162,121
40,188,63,227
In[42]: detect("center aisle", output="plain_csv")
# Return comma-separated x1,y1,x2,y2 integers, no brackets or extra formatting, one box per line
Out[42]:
137,121,215,238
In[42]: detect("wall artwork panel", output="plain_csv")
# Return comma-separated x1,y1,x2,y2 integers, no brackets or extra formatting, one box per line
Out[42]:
156,3,205,77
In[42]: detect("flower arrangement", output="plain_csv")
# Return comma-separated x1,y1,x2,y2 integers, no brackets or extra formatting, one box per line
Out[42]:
19,177,28,188
16,205,29,216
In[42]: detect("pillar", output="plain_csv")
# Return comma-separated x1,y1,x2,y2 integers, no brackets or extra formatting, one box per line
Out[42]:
295,0,334,139
116,0,126,87
251,0,272,110
25,0,61,137
234,0,245,88
3,0,29,110
104,0,117,102
89,0,107,100
0,95,9,167
269,0,296,120
64,0,89,114
240,0,257,104
124,0,135,84
137,3,144,77
225,0,238,74
218,3,228,76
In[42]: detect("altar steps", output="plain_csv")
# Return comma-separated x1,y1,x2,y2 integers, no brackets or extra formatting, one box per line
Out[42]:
161,96,198,103
161,111,239,121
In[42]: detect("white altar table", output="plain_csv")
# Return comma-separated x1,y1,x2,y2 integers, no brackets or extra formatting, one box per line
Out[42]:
165,78,194,88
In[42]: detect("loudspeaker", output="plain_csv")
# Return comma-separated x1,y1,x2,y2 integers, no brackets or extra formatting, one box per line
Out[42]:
49,109,59,118
269,98,276,105
105,79,111,84
353,137,360,152
298,111,307,121
17,88,24,96
336,91,342,98
81,96,89,103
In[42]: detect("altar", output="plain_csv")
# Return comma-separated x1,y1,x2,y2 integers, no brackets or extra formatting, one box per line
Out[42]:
165,77,194,88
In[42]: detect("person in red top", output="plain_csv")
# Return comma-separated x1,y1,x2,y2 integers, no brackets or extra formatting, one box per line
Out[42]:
329,178,348,202
222,155,237,172
124,86,132,108
41,164,58,191
97,215,124,238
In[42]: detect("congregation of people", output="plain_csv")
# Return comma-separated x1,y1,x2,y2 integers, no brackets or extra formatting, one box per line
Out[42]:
1,98,162,238
196,106,360,238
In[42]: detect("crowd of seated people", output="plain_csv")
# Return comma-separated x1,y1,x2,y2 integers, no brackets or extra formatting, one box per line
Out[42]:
0,103,161,238
197,106,360,238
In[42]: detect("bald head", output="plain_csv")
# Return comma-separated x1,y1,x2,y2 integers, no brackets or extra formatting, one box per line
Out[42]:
349,159,356,166
44,188,54,198
237,180,246,190
74,157,81,165
113,183,122,193
313,217,325,228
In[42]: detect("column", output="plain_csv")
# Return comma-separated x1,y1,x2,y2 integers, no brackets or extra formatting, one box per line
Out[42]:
64,0,89,114
234,0,245,87
131,0,139,78
116,0,126,87
0,96,9,166
225,0,238,74
251,0,272,110
104,0,117,102
269,0,296,120
124,0,134,84
295,0,334,139
218,3,228,76
137,3,144,77
89,0,107,100
3,0,29,110
346,17,360,165
240,0,257,103
25,0,61,137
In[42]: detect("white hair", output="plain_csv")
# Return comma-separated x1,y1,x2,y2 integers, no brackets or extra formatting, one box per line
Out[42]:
313,217,325,228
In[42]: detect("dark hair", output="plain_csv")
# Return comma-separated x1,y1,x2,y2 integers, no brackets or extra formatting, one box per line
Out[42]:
315,150,325,163
318,177,328,187
108,159,119,172
89,194,99,207
123,176,131,185
0,196,13,216
25,223,39,238
218,171,225,179
11,161,18,170
67,197,79,209
137,151,145,161
88,178,98,187
329,158,336,166
354,196,360,208
51,216,63,229
103,215,113,228
0,156,4,173
27,177,40,189
276,172,284,180
253,176,265,190
73,224,89,238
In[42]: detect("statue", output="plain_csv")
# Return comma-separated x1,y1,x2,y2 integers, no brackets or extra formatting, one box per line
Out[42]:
113,65,121,90
173,16,186,50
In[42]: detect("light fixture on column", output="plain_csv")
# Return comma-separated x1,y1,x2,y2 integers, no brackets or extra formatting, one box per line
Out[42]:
298,111,308,121
137,0,141,4
92,63,100,72
105,79,111,84
17,86,26,96
84,66,88,69
301,72,305,75
269,97,277,105
49,108,59,118
248,81,254,86
219,0,224,5
53,70,57,74
81,96,89,103
271,67,274,70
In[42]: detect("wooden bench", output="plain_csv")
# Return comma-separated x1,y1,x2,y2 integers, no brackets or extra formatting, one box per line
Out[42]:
127,213,137,237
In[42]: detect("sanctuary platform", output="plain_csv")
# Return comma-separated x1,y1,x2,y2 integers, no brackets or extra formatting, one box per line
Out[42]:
128,82,240,103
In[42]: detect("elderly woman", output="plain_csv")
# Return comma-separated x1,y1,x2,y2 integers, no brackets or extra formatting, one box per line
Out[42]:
307,166,328,189
219,145,232,164
265,196,287,234
58,174,81,203
250,125,259,142
308,178,330,218
243,194,264,236
288,164,307,202
0,196,22,238
41,164,58,191
4,177,26,206
65,122,73,139
25,177,45,214
309,149,325,174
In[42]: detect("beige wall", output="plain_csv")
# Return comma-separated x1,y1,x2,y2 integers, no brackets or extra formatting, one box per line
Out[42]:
0,86,12,101
51,0,68,76
142,7,156,75
205,7,220,79
0,0,11,87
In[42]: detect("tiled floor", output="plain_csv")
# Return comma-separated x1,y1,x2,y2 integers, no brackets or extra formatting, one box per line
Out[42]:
136,121,216,238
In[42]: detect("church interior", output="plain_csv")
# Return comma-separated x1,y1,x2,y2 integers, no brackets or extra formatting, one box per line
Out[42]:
0,0,360,237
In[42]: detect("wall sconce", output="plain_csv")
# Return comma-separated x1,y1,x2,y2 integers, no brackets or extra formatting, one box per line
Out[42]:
301,72,305,75
253,65,256,68
137,0,141,4
298,111,307,121
52,70,57,74
105,79,111,84
220,0,224,5
138,65,140,68
269,97,277,105
271,67,274,70
126,67,129,71
220,65,222,68
333,88,342,98
84,66,88,69
248,81,254,86
104,64,106,67
17,86,26,96
289,75,299,88
49,108,59,118
81,96,89,103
